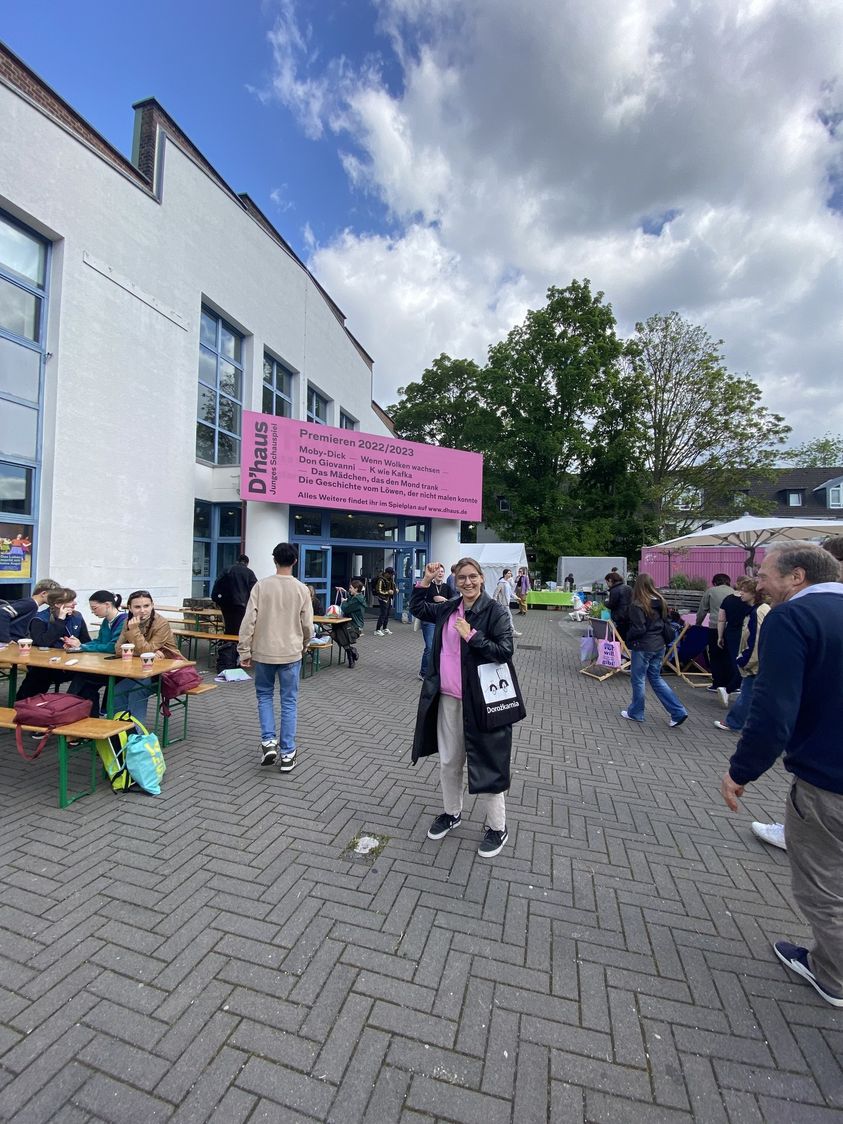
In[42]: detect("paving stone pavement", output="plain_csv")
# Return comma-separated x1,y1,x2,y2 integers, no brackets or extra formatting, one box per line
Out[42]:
1,610,841,1123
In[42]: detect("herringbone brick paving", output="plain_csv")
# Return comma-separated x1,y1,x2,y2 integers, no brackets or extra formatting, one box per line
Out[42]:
0,610,841,1122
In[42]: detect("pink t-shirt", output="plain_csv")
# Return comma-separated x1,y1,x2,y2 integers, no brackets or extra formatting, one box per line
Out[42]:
439,602,477,698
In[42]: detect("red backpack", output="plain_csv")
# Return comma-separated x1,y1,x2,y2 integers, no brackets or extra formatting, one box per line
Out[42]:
159,667,203,716
14,693,92,758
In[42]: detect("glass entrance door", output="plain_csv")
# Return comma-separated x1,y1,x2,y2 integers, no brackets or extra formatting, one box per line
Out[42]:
301,545,330,613
395,547,427,618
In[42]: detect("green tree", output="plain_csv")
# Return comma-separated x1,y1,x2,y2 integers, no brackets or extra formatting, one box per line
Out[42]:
783,432,843,467
480,280,642,575
631,312,791,535
387,355,497,451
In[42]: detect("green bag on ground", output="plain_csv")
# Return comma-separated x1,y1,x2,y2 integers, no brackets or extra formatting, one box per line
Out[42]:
95,712,149,793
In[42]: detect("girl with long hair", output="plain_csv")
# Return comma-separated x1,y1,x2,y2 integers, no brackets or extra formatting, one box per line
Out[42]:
622,574,688,727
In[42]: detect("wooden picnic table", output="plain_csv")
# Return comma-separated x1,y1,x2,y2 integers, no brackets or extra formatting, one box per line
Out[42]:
0,642,195,717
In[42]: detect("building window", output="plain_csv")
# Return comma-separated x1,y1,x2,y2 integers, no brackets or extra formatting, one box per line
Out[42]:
829,485,843,509
339,411,357,430
192,500,243,597
263,354,294,418
307,385,329,425
675,487,703,511
196,307,243,465
497,496,510,512
0,211,48,593
787,490,803,507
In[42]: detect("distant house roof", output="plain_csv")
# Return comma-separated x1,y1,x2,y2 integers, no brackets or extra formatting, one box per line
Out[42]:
814,474,843,492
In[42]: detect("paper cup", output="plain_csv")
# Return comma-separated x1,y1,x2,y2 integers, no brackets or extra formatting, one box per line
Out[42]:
140,652,156,670
18,638,33,653
121,643,135,660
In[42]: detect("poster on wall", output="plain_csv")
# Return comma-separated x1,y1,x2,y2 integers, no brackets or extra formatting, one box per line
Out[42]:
0,525,32,580
240,413,483,521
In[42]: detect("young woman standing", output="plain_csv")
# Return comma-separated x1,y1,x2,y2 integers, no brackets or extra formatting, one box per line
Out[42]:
410,557,516,859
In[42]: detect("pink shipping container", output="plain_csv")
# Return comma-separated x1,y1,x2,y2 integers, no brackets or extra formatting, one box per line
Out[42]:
639,546,765,588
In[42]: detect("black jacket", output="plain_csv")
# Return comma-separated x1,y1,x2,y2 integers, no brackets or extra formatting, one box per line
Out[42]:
409,587,514,794
626,597,672,652
212,562,257,608
606,583,632,625
0,596,40,644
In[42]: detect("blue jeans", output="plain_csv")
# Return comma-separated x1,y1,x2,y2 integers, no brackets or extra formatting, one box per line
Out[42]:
725,674,755,731
112,678,156,721
420,621,435,676
254,660,301,753
628,649,687,722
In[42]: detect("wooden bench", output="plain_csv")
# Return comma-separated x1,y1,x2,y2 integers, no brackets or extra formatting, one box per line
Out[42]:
171,629,240,661
0,707,135,808
160,682,217,747
303,639,334,677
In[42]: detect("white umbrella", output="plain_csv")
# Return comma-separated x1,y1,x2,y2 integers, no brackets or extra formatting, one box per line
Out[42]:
655,515,843,550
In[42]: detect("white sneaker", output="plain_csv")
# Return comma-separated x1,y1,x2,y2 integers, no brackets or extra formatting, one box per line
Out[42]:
717,687,729,708
513,630,523,637
383,628,392,634
374,629,384,636
751,822,787,851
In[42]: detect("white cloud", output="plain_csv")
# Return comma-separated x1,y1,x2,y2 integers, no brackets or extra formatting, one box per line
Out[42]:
264,0,843,442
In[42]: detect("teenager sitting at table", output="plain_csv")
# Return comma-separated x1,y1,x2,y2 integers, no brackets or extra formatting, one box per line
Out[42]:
111,590,180,719
0,578,60,644
328,579,366,668
63,590,128,714
16,587,92,702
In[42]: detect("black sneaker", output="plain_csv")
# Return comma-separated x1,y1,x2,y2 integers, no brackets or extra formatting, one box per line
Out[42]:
260,739,278,766
478,826,509,858
773,941,843,1007
427,812,461,839
278,749,297,773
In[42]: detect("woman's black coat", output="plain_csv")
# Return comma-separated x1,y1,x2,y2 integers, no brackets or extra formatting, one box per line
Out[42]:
409,585,514,794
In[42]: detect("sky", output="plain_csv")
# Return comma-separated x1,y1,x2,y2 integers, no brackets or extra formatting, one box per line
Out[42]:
4,0,843,447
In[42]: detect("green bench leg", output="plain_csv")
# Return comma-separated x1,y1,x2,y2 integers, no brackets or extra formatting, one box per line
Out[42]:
56,735,98,809
160,693,189,748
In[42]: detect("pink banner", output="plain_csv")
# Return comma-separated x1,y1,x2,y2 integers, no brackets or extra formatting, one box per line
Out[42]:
240,413,483,520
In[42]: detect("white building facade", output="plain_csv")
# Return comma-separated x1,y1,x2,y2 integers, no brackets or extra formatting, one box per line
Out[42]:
0,46,461,612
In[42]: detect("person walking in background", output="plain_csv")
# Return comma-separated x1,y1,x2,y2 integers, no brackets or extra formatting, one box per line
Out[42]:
696,573,736,694
493,568,521,637
605,571,632,640
417,563,453,680
373,567,397,636
564,572,575,592
514,567,530,615
212,553,258,636
823,535,843,577
721,543,843,1008
622,574,688,728
239,543,313,771
713,578,769,733
411,557,517,859
714,580,752,705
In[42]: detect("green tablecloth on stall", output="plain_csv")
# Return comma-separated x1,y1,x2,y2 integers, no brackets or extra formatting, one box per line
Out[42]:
526,590,575,606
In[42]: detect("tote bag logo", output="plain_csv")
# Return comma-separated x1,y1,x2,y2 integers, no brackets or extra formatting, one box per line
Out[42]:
477,663,518,711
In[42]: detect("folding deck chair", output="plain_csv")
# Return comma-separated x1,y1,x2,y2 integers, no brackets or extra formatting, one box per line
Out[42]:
580,619,631,682
662,623,711,687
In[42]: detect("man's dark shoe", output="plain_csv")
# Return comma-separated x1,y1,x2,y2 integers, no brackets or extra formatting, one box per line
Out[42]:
427,812,461,840
260,739,278,766
278,749,298,773
773,940,843,1007
478,826,509,858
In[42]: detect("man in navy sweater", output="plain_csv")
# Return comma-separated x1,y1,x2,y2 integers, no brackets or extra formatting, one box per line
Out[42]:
721,543,843,1008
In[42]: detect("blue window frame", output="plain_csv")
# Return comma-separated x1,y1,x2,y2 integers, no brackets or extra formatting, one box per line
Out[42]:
263,353,295,417
0,210,48,593
193,500,243,597
197,307,243,465
307,384,329,425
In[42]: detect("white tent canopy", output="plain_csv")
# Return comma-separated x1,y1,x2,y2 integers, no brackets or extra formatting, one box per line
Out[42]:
655,515,843,551
461,542,529,590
